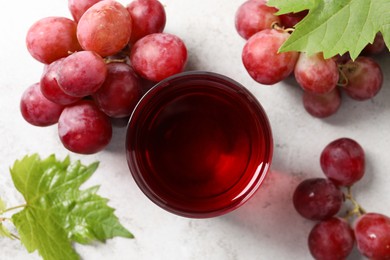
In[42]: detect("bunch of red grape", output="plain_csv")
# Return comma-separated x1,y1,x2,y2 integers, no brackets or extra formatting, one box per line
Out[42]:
20,0,188,154
293,138,390,260
235,0,386,118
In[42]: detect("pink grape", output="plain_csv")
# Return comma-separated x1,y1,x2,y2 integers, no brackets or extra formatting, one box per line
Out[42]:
320,138,365,186
26,17,81,64
302,87,341,118
294,52,339,94
242,29,299,85
93,62,143,118
354,213,390,259
308,217,355,260
235,0,280,40
77,0,132,57
127,0,166,44
130,33,188,82
57,51,107,97
58,100,112,154
293,178,343,221
340,56,383,101
40,59,81,105
20,83,64,127
68,0,102,22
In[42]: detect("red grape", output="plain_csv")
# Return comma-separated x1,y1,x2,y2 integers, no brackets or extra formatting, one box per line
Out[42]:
293,178,344,221
127,0,166,44
77,0,132,57
68,0,102,22
294,52,339,94
57,51,107,97
26,17,81,64
302,87,341,118
20,83,64,127
40,59,81,105
320,138,365,186
362,33,386,56
308,217,355,260
242,29,299,85
130,33,188,82
340,56,383,101
354,213,390,259
58,100,112,154
235,0,280,40
93,62,143,118
279,10,308,29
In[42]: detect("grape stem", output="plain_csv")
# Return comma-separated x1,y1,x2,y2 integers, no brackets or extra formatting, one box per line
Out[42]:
271,22,295,33
337,65,349,87
344,187,366,219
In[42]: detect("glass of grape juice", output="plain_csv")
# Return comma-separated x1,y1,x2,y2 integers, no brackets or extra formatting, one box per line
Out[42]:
126,71,273,218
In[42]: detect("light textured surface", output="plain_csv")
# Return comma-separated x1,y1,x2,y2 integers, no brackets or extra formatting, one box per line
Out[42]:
0,0,389,259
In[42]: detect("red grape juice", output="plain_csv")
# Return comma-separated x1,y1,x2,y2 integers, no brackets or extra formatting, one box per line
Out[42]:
126,72,273,218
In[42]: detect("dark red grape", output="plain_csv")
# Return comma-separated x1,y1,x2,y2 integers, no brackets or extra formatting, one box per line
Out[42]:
354,213,390,260
93,62,143,118
235,0,280,40
127,0,166,44
302,87,341,118
40,59,81,105
242,29,299,85
294,52,339,94
308,217,355,260
130,33,187,82
340,56,383,101
20,83,64,127
58,100,112,154
320,138,365,186
293,178,344,221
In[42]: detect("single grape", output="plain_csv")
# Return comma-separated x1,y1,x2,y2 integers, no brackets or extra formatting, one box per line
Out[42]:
320,138,365,186
308,217,355,260
77,0,132,57
242,29,299,85
302,87,341,118
235,0,280,40
92,62,143,118
293,178,344,221
279,10,308,29
40,58,81,105
26,17,81,64
354,213,390,260
20,83,64,127
130,33,188,82
340,56,383,101
362,33,386,56
58,100,112,154
294,52,339,94
127,0,166,44
57,51,107,97
68,0,102,22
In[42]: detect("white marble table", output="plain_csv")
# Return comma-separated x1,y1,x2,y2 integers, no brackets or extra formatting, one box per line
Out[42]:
0,0,388,259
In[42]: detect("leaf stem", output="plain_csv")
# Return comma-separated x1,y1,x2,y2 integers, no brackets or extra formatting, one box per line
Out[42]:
3,204,27,214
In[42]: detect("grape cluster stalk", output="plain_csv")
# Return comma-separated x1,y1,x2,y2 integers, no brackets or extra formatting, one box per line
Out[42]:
292,137,390,260
21,0,188,154
235,0,387,118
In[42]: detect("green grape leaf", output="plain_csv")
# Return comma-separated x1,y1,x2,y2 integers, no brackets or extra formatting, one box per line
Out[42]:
10,154,133,260
268,0,316,15
268,0,390,59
